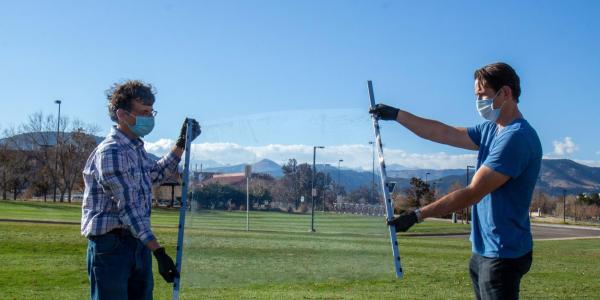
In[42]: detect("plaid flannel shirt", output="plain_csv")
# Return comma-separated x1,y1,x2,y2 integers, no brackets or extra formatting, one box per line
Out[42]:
81,126,180,244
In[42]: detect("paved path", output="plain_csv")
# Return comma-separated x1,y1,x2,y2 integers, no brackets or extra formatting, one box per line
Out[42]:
419,223,600,240
405,219,600,240
531,223,600,241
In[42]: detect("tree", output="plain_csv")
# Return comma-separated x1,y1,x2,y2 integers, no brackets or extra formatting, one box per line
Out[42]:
17,112,98,202
392,192,408,214
248,174,275,208
275,159,314,208
0,140,9,200
58,125,98,202
5,151,32,200
18,112,62,201
531,191,552,215
577,193,600,206
193,183,244,210
0,128,34,200
314,171,333,208
29,166,52,201
348,185,379,204
404,177,434,208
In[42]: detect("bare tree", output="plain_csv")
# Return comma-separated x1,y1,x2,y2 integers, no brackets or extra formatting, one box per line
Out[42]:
0,136,8,200
530,191,551,216
18,112,62,201
0,127,33,200
58,123,98,202
2,112,99,202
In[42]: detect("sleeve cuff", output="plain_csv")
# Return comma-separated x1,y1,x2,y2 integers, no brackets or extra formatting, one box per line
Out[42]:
138,231,156,245
483,162,515,178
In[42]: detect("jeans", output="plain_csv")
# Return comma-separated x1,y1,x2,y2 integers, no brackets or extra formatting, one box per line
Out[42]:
469,251,532,300
87,231,153,300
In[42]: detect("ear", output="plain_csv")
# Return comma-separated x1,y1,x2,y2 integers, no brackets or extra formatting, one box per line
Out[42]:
502,86,514,101
115,109,127,121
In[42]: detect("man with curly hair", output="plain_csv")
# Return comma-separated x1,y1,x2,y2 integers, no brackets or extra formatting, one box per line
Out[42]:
81,80,200,299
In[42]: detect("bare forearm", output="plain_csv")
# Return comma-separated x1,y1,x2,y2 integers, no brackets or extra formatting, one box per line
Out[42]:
420,187,480,219
146,239,161,251
396,110,455,144
172,146,183,159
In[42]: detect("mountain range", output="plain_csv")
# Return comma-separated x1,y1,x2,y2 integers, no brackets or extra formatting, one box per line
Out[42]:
201,158,600,196
2,132,599,196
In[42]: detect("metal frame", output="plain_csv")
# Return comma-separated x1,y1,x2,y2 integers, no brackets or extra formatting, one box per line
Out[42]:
368,80,403,279
172,119,193,300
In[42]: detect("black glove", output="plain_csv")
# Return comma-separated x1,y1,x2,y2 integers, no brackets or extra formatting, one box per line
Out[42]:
176,118,201,149
369,103,400,121
153,247,179,283
387,210,419,233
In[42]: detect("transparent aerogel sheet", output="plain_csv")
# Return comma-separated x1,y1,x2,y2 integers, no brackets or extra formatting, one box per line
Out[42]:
176,109,394,297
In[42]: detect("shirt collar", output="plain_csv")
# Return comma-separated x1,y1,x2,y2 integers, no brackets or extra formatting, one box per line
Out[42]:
110,126,144,150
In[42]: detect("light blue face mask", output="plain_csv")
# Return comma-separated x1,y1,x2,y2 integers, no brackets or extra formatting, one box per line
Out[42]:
126,112,155,137
476,90,502,122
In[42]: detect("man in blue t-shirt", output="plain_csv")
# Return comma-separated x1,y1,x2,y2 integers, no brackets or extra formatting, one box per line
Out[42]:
370,62,542,300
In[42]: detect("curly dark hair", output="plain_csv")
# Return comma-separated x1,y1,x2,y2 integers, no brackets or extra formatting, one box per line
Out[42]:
474,62,521,103
106,80,156,122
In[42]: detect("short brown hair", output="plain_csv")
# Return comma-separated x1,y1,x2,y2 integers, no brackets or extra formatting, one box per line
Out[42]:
106,80,156,122
474,62,521,103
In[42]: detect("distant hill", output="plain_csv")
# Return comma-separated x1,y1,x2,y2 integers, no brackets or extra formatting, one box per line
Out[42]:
537,159,600,195
390,159,600,196
198,158,600,195
387,168,465,180
0,131,103,150
3,132,598,196
204,159,283,177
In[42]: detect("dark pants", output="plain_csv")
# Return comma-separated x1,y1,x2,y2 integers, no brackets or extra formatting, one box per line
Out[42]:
469,251,532,300
87,230,153,300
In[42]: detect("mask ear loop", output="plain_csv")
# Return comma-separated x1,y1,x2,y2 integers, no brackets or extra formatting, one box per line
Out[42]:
116,108,136,127
490,88,506,110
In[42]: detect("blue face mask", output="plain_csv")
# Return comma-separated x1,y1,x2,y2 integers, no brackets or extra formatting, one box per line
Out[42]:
476,90,502,122
126,112,155,137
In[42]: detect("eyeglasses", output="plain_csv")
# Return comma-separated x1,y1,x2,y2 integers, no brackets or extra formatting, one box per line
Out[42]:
127,110,158,117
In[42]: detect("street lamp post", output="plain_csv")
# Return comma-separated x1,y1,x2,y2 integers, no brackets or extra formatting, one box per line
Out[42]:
311,146,324,232
53,100,62,203
563,189,567,223
337,159,343,198
465,165,475,224
245,164,252,231
369,141,375,203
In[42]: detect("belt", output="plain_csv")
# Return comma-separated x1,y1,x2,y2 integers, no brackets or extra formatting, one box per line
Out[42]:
107,228,133,237
88,228,134,241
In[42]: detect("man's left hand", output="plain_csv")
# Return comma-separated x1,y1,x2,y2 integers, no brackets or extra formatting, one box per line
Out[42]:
176,118,201,149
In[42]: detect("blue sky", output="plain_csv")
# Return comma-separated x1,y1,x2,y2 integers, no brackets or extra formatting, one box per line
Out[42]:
1,1,599,169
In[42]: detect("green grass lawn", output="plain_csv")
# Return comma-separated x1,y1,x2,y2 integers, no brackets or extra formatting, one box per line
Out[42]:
1,200,599,299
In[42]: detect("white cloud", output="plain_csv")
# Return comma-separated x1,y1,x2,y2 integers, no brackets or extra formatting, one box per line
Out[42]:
144,139,477,170
144,138,175,154
553,137,578,156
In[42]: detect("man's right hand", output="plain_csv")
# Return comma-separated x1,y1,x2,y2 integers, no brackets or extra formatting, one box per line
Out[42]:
387,210,419,233
369,103,400,121
153,247,179,283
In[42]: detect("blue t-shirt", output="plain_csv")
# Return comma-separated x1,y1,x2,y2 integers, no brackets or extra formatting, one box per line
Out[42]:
467,119,542,258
